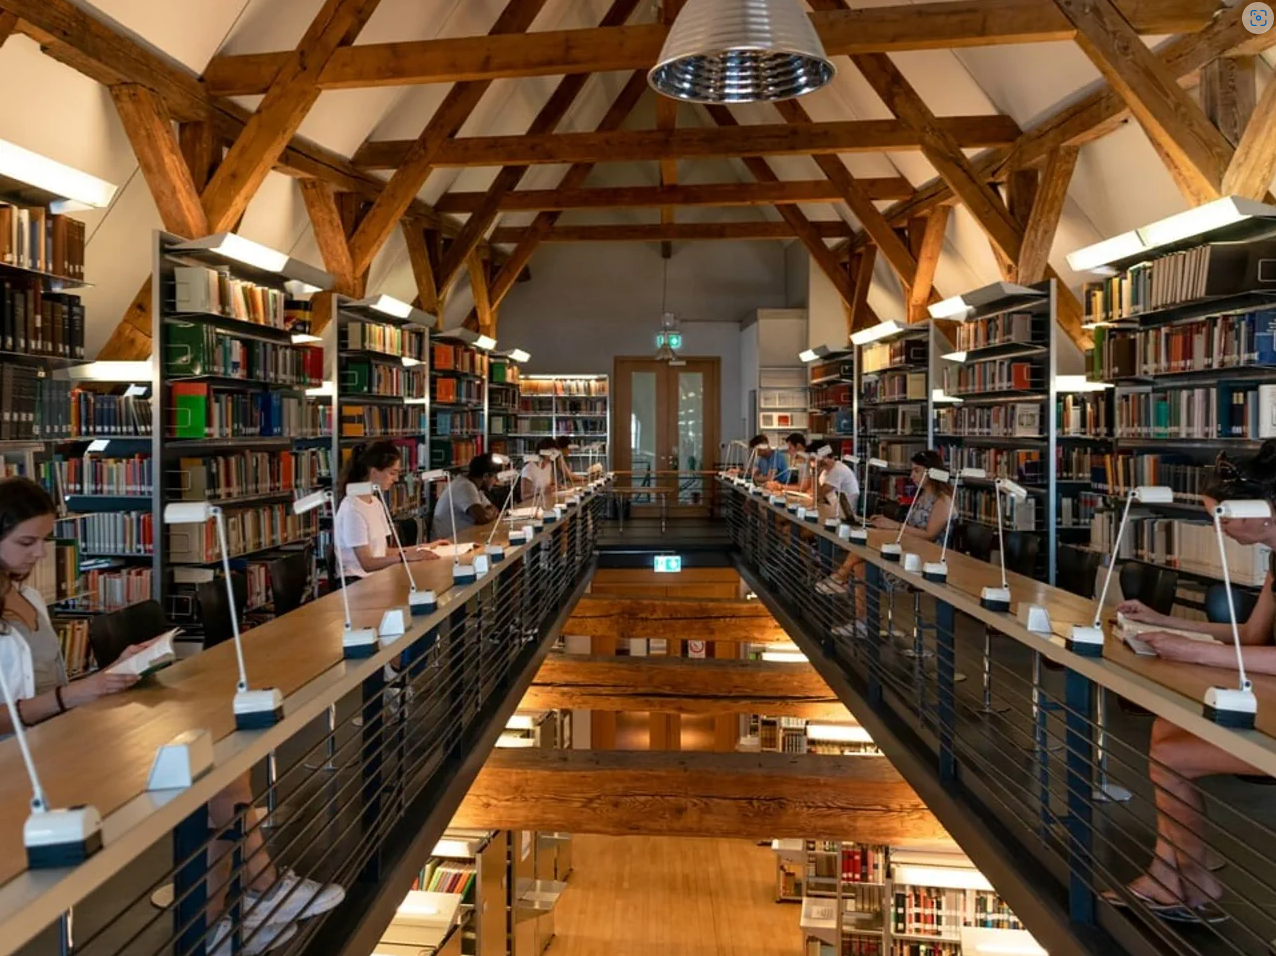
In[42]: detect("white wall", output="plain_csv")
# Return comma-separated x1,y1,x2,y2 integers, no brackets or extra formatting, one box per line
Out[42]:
499,240,790,449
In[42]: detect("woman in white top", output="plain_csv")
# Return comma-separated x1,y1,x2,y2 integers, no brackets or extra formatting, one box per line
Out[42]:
334,441,446,578
0,478,344,951
519,437,559,505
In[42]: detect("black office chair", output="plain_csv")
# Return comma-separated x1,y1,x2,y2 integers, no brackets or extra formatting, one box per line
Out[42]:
269,550,312,616
1204,583,1260,626
197,573,248,650
396,517,420,547
1058,546,1102,598
962,524,995,563
88,599,169,669
1119,562,1178,616
325,546,344,591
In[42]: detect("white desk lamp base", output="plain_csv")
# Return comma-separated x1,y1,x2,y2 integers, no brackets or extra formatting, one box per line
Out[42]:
1204,687,1257,728
147,730,214,791
409,589,438,615
379,607,410,639
485,544,507,563
342,626,380,659
922,561,948,583
1067,624,1105,657
25,808,103,868
233,688,285,729
453,564,478,585
879,542,902,563
848,527,868,544
980,587,1011,613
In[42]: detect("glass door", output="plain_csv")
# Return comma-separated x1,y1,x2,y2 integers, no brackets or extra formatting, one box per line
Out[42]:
614,358,720,519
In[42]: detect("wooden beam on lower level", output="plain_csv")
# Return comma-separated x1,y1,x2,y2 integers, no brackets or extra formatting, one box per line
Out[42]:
454,749,950,845
522,655,847,719
567,595,786,643
489,221,852,244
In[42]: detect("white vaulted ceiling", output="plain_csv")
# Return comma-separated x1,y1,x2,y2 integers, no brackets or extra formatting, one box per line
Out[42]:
1,0,1269,352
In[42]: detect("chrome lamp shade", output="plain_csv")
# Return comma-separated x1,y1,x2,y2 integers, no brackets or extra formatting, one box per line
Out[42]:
649,0,836,103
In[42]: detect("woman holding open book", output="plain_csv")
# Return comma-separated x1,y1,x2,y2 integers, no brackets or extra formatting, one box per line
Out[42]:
1107,446,1276,923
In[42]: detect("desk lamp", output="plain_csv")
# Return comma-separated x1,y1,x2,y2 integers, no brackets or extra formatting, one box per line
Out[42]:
371,473,448,617
841,456,887,543
742,443,765,492
881,467,949,563
924,467,985,583
1067,485,1174,655
979,479,1029,612
165,501,284,723
293,490,379,658
0,663,102,867
1203,499,1267,727
726,439,748,483
484,468,523,561
428,468,480,585
540,448,565,523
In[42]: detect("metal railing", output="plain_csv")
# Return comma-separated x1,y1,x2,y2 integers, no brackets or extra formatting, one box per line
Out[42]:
1,492,605,956
723,479,1276,956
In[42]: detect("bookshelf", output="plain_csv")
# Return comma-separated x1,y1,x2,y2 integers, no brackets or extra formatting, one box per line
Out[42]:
806,348,855,456
757,366,809,444
153,230,334,645
928,282,1067,582
517,375,610,469
429,331,490,471
487,351,524,460
1070,199,1276,592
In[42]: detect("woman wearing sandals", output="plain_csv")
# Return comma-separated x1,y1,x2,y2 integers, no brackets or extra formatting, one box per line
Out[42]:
1104,446,1276,924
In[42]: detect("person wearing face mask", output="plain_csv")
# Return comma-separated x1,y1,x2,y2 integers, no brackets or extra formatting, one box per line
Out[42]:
334,441,447,578
1102,449,1276,922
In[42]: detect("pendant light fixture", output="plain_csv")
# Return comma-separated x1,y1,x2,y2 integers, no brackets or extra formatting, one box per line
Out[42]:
649,0,836,104
653,256,683,363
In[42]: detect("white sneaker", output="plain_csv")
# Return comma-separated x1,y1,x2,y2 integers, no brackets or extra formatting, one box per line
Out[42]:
209,915,296,956
831,621,869,640
244,868,345,925
815,576,847,596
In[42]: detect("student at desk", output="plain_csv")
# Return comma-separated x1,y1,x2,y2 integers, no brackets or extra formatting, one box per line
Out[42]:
0,478,343,953
1107,454,1276,921
433,453,501,531
748,434,787,485
555,435,587,485
765,433,812,493
335,441,447,578
815,450,951,638
520,437,560,503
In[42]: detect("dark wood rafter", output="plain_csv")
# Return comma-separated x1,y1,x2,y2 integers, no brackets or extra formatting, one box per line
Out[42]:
849,247,879,333
1222,67,1276,200
402,222,441,316
299,179,359,294
110,85,208,238
1200,56,1256,149
488,221,856,244
907,208,950,323
468,251,495,337
1017,146,1078,285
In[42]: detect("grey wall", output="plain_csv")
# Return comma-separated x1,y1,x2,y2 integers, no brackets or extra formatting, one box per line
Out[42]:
499,240,791,450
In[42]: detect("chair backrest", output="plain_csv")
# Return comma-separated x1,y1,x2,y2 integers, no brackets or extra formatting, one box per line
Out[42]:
962,524,995,563
879,498,902,522
1119,562,1179,616
396,517,420,548
1003,531,1040,576
1057,546,1104,599
1204,583,1261,626
197,572,248,650
325,546,344,592
88,599,169,668
269,550,312,617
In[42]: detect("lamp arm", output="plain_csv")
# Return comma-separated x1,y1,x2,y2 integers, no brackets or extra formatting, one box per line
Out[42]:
860,462,872,525
994,483,1009,591
895,488,922,545
447,473,461,566
328,494,357,632
485,477,516,547
377,486,418,592
214,508,248,693
0,654,48,811
1214,512,1253,692
938,476,961,562
1092,491,1136,627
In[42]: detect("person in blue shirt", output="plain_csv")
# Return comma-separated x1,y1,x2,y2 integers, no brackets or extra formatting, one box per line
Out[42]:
765,433,812,492
748,434,787,483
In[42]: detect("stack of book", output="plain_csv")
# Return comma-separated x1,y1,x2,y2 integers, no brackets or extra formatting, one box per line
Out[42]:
941,359,1035,396
54,619,92,677
342,321,425,359
1113,384,1267,439
168,386,319,439
66,389,154,437
0,282,86,357
44,453,153,496
67,566,153,615
431,342,488,377
1089,512,1271,586
175,448,329,501
0,206,85,278
1056,393,1110,438
173,265,288,328
338,404,428,438
342,361,426,399
941,446,1042,483
1090,310,1276,379
433,376,484,405
862,339,926,373
78,513,153,556
955,312,1039,351
956,487,1038,531
165,322,323,386
935,404,1042,438
167,505,319,564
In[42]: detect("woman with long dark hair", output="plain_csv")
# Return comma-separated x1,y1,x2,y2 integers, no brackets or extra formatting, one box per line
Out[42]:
334,441,445,577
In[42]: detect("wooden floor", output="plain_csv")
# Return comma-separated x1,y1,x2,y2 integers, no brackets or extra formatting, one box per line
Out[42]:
549,834,802,955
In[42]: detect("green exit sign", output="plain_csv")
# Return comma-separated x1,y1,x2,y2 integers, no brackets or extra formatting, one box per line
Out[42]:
654,555,682,573
656,332,683,350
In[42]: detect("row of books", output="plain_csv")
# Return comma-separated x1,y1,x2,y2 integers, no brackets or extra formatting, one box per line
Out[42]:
863,372,926,404
941,446,1042,483
871,441,925,469
521,378,608,397
489,413,512,436
29,538,79,604
940,359,1037,396
861,406,926,437
169,386,324,439
175,449,331,501
1089,513,1271,585
489,383,519,412
165,322,323,386
173,265,289,329
1113,384,1271,439
935,403,1043,438
433,376,484,405
810,358,854,382
338,404,427,438
44,453,153,497
433,409,484,437
489,358,520,384
430,437,483,469
1087,453,1209,500
892,888,965,938
54,620,93,678
0,283,86,357
166,506,320,564
432,343,488,377
420,862,476,899
0,206,85,279
517,416,554,433
62,566,153,616
863,339,926,373
878,475,915,503
1082,240,1276,321
380,481,423,517
36,383,153,439
1057,393,1109,438
0,364,42,440
556,397,608,414
889,944,956,956
1088,310,1276,379
956,487,1039,531
954,311,1041,352
78,512,154,556
1057,445,1107,482
341,321,426,360
1060,492,1103,528
342,361,426,399
567,419,606,436
811,383,853,409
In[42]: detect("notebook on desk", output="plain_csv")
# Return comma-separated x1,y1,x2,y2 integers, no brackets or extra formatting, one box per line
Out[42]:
105,628,180,678
423,543,475,559
1115,613,1220,657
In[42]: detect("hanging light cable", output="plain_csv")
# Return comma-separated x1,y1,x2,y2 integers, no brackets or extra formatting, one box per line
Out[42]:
649,0,836,104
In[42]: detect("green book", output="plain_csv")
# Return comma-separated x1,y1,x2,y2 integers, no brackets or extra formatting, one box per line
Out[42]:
165,321,208,376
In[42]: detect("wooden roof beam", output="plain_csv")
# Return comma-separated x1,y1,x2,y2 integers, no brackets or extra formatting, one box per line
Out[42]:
355,116,1024,168
202,0,1218,95
490,221,855,244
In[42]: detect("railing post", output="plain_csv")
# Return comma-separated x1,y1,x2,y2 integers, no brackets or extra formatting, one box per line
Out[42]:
359,664,386,884
1065,667,1096,925
865,562,883,707
173,804,210,956
936,599,957,782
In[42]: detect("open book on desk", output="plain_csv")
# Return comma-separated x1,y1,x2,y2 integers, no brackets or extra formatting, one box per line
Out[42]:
422,543,475,559
507,506,542,521
106,627,180,678
1116,613,1221,657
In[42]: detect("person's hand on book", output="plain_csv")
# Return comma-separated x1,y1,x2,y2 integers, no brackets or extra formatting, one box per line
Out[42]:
869,516,899,530
1141,632,1228,667
1116,599,1170,627
70,668,140,704
114,636,162,662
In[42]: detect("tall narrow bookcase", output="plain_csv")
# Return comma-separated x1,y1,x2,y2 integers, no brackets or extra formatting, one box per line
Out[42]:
858,323,934,508
806,349,855,456
931,281,1061,582
1074,199,1276,595
153,230,333,644
487,353,523,460
516,375,610,468
430,331,489,471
